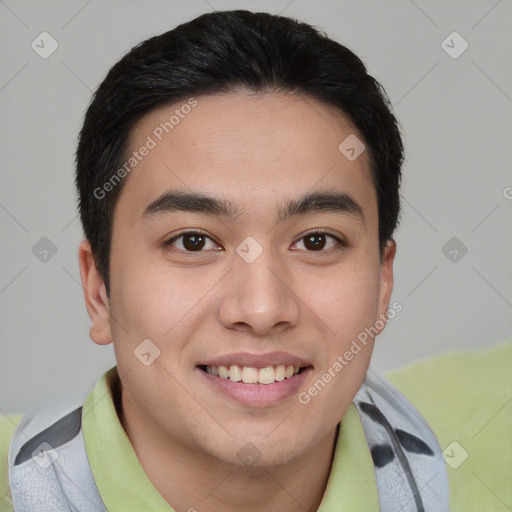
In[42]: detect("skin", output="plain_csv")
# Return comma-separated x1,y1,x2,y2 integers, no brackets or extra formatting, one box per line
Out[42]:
79,91,396,512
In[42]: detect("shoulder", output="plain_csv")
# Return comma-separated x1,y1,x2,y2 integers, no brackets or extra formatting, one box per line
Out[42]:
0,413,23,512
385,341,512,512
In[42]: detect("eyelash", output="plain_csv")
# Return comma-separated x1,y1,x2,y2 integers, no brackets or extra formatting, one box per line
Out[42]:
163,229,347,254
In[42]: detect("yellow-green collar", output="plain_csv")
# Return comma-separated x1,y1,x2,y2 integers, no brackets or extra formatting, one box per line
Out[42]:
82,367,379,511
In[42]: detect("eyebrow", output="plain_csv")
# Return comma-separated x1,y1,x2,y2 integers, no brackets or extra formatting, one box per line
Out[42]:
141,189,365,225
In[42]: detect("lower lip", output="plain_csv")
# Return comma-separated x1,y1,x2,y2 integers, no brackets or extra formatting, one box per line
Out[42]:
197,367,312,407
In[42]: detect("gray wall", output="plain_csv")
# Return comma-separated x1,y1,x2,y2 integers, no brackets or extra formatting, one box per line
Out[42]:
1,0,511,414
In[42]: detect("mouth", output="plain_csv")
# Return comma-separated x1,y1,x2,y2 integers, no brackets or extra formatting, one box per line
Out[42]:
197,364,309,385
196,359,313,407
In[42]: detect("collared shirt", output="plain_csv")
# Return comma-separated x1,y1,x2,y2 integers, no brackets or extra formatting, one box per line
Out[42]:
81,367,379,511
1,341,511,511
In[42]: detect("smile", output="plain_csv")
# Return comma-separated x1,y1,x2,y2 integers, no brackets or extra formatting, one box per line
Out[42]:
199,364,306,385
197,364,312,406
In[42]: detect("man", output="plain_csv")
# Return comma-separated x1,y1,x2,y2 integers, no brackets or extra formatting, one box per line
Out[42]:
1,9,510,512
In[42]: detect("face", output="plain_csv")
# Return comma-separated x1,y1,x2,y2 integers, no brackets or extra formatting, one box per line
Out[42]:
80,91,395,468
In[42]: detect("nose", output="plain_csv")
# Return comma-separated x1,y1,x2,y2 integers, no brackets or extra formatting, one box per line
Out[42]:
217,245,300,336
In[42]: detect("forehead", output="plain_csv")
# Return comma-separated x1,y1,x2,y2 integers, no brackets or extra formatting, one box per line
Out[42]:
114,92,377,225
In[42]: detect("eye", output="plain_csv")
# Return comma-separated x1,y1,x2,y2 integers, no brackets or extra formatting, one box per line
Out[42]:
163,229,346,254
292,230,346,252
164,231,221,253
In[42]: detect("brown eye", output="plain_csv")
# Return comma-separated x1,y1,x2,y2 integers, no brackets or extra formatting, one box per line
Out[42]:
182,233,206,251
304,233,328,250
293,231,345,252
165,231,220,252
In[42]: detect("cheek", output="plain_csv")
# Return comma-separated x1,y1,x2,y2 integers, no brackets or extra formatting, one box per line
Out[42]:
110,254,220,342
304,261,381,338
299,272,377,425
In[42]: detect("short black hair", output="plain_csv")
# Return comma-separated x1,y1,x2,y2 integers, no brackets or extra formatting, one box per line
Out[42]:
75,9,404,296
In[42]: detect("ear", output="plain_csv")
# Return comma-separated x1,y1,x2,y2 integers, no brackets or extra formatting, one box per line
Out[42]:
375,239,397,334
78,239,113,345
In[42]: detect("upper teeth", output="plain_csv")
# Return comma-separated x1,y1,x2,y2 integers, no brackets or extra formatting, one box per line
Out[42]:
205,364,301,384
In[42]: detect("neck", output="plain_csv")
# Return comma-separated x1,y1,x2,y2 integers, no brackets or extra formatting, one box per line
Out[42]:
113,374,339,512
